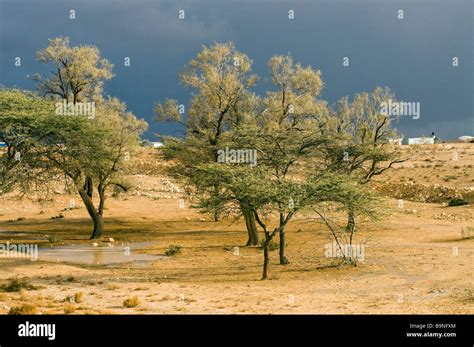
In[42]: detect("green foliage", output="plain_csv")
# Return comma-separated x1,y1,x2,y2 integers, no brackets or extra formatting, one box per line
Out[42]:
34,36,114,103
1,278,37,292
448,198,468,206
155,44,388,278
164,245,182,256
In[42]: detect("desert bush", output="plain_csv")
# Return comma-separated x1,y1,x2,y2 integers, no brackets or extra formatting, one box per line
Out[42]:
8,305,37,315
64,305,76,314
448,198,468,206
74,292,84,303
65,292,84,303
1,278,36,292
164,245,181,256
123,296,140,308
48,236,61,243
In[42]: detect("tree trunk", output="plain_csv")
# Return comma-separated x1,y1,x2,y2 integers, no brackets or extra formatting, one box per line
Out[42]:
84,176,93,198
90,214,104,240
279,228,289,264
78,187,104,240
279,212,288,264
346,209,356,233
243,209,259,246
262,239,270,280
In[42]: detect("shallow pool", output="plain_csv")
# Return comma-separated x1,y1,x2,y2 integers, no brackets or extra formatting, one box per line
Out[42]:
38,242,164,265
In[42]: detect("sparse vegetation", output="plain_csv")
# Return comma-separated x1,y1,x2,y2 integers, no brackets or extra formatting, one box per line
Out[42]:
0,32,472,315
74,292,84,303
123,296,140,308
8,305,37,315
164,245,182,256
1,278,37,292
448,198,468,206
64,305,76,314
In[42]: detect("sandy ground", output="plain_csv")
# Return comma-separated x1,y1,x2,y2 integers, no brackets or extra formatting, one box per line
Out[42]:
0,144,472,314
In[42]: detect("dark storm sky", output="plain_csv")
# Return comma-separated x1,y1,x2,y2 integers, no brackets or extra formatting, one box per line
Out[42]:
0,0,472,140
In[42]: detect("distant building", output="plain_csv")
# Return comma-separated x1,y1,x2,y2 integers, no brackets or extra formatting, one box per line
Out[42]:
408,137,435,145
410,137,435,145
388,138,403,145
458,135,474,142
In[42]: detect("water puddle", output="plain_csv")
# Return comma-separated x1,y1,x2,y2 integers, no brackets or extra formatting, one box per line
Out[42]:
38,242,164,266
0,230,49,240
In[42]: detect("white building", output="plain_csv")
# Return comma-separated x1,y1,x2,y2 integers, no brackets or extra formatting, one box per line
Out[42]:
458,136,474,142
388,138,403,145
408,137,435,145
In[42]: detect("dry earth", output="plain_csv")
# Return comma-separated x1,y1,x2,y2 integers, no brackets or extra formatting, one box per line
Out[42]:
0,144,472,314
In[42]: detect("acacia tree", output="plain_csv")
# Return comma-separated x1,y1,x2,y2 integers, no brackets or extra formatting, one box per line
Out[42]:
0,89,146,239
155,42,261,245
258,54,327,264
0,89,58,198
34,36,114,199
323,87,410,232
34,36,113,103
194,124,377,279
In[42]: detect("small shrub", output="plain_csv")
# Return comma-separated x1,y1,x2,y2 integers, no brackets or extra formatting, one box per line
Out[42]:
443,175,458,182
65,292,84,304
164,245,182,256
74,292,84,303
64,305,76,314
48,235,61,243
1,278,36,292
8,305,37,315
448,198,468,207
123,296,140,308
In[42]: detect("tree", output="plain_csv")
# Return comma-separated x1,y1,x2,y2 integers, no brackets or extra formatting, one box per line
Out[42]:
312,181,380,266
34,36,114,199
155,42,261,245
72,98,147,239
193,124,376,279
0,89,146,239
0,89,58,198
259,54,327,264
34,36,113,103
323,87,410,232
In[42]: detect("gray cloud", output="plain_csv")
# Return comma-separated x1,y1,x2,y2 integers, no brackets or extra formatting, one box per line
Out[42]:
0,0,472,139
